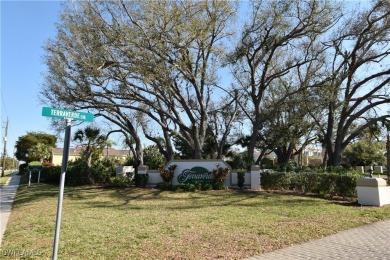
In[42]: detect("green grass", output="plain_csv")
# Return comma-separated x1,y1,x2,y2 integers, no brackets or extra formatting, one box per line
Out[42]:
3,174,390,259
0,170,13,188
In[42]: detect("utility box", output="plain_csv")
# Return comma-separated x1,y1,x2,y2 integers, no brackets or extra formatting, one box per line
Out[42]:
356,178,390,206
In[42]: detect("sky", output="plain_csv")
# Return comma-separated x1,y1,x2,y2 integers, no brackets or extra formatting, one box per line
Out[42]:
1,1,64,157
0,0,384,161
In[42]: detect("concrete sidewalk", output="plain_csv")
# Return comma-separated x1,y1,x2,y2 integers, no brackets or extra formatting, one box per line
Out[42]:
0,172,21,247
246,218,390,259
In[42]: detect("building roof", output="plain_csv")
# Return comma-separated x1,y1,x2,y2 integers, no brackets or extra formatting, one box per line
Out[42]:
52,147,131,157
52,147,83,156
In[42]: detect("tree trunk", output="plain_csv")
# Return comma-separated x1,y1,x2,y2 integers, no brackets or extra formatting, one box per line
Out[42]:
246,134,257,164
321,146,328,168
193,146,203,159
327,143,343,167
135,138,143,166
275,148,290,164
163,129,174,162
217,144,223,159
275,143,295,165
247,120,261,164
387,133,390,178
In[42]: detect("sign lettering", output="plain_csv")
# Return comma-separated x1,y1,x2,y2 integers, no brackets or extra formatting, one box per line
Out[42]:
42,107,94,122
177,166,215,184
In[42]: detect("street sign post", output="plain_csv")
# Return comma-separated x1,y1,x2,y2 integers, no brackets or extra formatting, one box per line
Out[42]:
42,107,94,260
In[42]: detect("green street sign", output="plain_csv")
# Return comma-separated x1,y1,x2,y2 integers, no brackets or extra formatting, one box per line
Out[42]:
42,107,94,122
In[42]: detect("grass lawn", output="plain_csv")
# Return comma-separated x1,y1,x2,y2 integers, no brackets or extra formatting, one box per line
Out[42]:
0,171,13,188
3,174,390,259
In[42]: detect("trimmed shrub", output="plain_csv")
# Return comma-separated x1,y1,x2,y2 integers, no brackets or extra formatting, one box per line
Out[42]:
261,170,360,198
260,158,274,169
212,182,226,190
179,183,196,192
40,166,61,184
336,172,359,198
135,174,149,188
201,183,213,191
156,182,178,191
237,169,246,189
107,176,129,188
67,160,91,186
19,163,28,175
301,172,322,194
90,158,116,183
260,171,292,190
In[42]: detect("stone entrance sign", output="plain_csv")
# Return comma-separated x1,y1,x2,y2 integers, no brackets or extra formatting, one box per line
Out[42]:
164,159,231,185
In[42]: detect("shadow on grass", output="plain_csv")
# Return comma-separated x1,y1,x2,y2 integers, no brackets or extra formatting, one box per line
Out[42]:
79,187,337,211
14,173,360,211
14,173,104,207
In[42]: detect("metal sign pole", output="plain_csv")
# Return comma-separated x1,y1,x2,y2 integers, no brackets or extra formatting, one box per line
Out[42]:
52,118,72,260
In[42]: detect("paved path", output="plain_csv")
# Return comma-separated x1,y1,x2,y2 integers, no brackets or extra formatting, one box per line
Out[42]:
246,219,390,259
0,172,21,246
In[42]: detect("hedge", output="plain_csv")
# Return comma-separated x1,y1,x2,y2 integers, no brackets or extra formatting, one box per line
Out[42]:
37,162,115,186
260,170,360,198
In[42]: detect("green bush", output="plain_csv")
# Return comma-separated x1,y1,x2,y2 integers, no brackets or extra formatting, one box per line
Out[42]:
260,170,360,198
336,172,359,198
260,158,274,169
260,171,292,190
212,181,226,190
227,153,252,171
29,161,41,166
193,181,202,191
123,156,135,167
201,183,213,191
135,173,149,188
40,166,61,184
179,183,196,192
67,160,91,186
18,163,28,175
39,163,90,186
90,158,116,183
237,169,246,189
155,181,213,192
106,176,129,188
156,182,178,191
319,173,338,197
143,145,166,170
301,172,322,193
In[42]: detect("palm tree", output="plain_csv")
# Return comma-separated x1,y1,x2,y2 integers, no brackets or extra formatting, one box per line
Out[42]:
73,126,105,167
104,140,116,157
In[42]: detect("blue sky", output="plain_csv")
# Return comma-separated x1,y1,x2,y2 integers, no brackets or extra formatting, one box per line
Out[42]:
1,1,63,157
0,0,382,160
